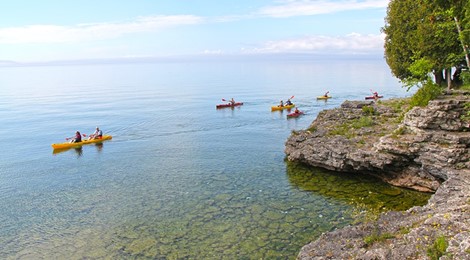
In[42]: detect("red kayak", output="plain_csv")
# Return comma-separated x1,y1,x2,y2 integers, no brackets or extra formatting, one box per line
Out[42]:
365,95,383,100
287,111,304,118
216,102,243,109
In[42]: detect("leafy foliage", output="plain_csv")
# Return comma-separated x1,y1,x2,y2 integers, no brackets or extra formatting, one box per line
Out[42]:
383,0,469,87
409,82,442,107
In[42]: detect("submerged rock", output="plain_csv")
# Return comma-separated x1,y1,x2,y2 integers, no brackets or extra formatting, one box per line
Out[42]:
286,91,470,259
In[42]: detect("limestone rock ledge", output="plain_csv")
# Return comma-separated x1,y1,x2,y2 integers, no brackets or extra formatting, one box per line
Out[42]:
285,93,470,192
285,92,470,259
296,169,469,259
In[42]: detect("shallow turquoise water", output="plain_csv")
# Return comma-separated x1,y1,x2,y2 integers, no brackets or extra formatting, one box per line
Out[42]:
0,60,430,259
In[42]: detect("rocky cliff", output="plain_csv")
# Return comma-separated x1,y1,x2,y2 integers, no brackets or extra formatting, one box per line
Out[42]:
285,91,470,259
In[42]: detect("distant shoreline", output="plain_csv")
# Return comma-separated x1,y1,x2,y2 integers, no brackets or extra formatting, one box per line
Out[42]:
0,53,386,68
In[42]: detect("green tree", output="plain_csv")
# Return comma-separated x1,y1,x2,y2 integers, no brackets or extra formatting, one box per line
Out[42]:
434,0,470,69
383,0,465,89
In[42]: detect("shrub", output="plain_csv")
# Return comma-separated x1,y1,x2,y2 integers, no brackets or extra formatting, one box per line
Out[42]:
461,102,470,122
409,82,442,108
362,105,375,115
351,116,375,129
460,70,470,86
427,235,448,260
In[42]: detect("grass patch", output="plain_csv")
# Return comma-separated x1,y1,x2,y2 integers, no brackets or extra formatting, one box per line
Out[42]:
362,105,375,115
398,226,411,235
364,232,395,247
391,126,407,139
460,102,470,122
307,126,317,133
351,116,375,129
427,235,448,260
328,116,375,139
384,98,411,113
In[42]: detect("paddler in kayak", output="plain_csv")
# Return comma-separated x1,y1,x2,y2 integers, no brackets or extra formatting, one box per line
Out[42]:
229,98,236,105
278,100,284,107
89,127,103,140
372,91,380,100
68,131,82,143
285,98,293,106
323,91,330,98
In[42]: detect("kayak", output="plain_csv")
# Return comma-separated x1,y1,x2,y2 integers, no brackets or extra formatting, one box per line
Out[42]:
317,96,332,100
287,111,304,118
365,95,383,100
216,102,243,109
271,104,295,111
52,135,112,149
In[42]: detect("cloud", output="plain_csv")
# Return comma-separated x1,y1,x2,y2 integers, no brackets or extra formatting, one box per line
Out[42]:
258,0,389,18
0,15,203,44
243,33,385,54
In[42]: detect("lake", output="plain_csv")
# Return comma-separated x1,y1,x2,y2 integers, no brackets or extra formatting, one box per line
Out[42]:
0,59,430,259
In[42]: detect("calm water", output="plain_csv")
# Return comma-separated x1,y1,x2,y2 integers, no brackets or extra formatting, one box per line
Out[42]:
0,60,430,259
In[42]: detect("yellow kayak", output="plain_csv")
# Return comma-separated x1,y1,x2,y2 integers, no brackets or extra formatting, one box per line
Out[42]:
52,135,112,149
271,104,295,111
316,96,332,100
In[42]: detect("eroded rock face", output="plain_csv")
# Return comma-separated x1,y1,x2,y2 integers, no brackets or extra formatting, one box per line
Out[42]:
286,92,470,259
296,169,470,260
285,93,470,192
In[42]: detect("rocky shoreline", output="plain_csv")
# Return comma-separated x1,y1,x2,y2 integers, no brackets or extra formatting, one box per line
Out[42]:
285,91,470,259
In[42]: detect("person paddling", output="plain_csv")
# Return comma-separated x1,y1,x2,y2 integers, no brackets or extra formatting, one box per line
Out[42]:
68,131,82,143
324,91,330,97
279,100,284,107
89,127,103,140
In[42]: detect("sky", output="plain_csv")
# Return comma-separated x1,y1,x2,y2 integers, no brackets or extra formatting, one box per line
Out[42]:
0,0,390,63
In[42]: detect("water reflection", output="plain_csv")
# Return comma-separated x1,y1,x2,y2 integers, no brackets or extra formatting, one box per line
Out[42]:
286,161,431,213
95,143,103,153
52,146,83,156
52,143,104,157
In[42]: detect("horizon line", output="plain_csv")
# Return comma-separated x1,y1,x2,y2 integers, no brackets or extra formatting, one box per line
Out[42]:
0,52,386,68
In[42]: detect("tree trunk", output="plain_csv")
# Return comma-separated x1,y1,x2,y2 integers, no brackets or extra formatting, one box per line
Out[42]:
454,17,470,68
446,68,452,91
434,70,444,85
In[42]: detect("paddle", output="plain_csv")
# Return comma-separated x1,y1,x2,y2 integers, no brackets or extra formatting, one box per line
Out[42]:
285,95,294,106
65,133,87,140
222,98,237,104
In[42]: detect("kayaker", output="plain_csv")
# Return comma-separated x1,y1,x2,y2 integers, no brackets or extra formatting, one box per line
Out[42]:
279,100,284,107
373,91,380,100
285,99,293,106
89,127,103,140
230,98,236,105
69,131,82,143
294,108,300,114
324,91,329,97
